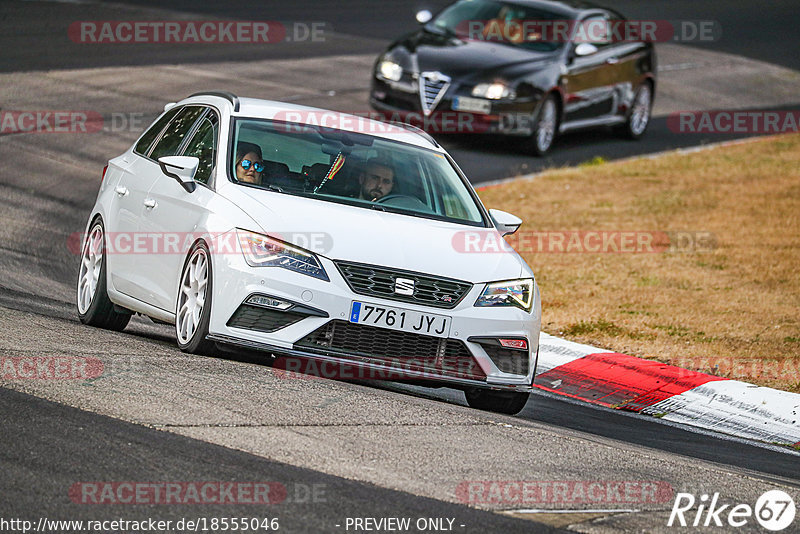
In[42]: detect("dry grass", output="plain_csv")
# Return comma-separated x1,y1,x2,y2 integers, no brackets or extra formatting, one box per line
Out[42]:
478,135,800,392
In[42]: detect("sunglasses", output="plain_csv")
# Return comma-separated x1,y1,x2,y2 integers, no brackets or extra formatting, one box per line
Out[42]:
240,159,264,173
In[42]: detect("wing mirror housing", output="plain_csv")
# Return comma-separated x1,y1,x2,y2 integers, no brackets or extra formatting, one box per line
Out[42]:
416,10,433,24
158,156,199,193
489,209,522,236
574,42,599,57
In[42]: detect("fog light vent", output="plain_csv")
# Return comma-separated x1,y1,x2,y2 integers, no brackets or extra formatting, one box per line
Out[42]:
247,295,292,310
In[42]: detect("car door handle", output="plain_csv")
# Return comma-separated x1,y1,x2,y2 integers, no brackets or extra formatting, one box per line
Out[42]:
114,185,128,197
143,198,157,209
605,57,619,64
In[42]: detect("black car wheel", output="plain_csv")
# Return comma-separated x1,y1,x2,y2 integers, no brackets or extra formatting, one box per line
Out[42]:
527,94,558,156
464,389,530,415
617,82,653,139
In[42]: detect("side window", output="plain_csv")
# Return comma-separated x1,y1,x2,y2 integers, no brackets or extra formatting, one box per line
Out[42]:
149,106,205,161
182,111,219,185
134,106,181,156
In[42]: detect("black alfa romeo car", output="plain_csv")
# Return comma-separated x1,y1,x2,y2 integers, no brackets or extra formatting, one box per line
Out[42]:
370,0,656,155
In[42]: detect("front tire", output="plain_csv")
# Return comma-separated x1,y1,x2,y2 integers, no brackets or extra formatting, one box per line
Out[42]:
176,242,215,354
76,219,131,331
464,389,530,415
525,94,558,156
616,82,652,140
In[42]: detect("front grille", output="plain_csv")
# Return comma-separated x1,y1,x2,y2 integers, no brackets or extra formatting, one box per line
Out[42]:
227,304,307,333
419,72,450,114
482,344,529,376
296,320,486,380
334,261,472,309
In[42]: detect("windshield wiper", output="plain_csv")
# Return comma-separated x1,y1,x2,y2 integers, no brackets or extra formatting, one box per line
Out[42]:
424,23,462,40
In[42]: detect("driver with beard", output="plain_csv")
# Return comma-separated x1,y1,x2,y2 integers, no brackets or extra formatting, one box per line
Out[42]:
357,157,395,201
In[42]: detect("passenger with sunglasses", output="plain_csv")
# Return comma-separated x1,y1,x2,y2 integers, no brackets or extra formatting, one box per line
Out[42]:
234,142,264,184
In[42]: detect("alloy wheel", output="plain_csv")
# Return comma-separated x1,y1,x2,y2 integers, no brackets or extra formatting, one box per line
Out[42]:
176,247,209,344
77,224,104,314
536,98,557,153
630,85,652,136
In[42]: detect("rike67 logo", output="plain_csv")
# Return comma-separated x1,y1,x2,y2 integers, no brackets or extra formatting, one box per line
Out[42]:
668,490,796,531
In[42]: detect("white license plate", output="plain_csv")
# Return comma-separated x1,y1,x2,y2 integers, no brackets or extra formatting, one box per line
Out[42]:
452,96,491,114
349,301,451,338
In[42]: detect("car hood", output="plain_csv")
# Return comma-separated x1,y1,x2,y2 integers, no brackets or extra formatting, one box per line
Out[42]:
393,30,558,81
223,187,528,284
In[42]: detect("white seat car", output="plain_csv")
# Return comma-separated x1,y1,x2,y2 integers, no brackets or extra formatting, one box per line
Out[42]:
77,92,541,414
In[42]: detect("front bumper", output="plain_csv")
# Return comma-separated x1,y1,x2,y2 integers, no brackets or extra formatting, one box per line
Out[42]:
370,77,540,136
208,242,541,390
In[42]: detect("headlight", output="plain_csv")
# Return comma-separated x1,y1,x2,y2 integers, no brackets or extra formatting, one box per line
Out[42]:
237,229,329,281
471,82,516,100
475,279,534,311
378,59,403,82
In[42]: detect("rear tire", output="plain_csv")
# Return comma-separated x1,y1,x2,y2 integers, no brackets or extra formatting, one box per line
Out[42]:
464,389,530,415
76,219,131,331
176,241,215,355
616,82,652,140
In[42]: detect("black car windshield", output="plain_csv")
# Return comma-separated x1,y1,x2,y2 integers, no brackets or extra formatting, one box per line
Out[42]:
431,0,565,52
230,118,487,227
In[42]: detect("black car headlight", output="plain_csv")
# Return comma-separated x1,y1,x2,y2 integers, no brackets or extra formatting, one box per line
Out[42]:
475,279,534,312
237,229,329,281
378,59,403,82
471,83,516,100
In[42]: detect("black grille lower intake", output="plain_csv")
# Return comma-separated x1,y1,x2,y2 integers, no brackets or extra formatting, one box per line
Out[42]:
334,261,472,309
295,320,486,380
468,337,530,376
227,304,307,333
482,344,529,375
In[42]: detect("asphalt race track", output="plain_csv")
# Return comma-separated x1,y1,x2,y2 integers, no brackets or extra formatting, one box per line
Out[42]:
1,1,799,532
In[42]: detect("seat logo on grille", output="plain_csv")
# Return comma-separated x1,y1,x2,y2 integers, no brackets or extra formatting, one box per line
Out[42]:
394,277,416,295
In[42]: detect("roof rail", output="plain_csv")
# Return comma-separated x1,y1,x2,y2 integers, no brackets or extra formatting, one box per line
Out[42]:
387,121,439,148
188,91,240,112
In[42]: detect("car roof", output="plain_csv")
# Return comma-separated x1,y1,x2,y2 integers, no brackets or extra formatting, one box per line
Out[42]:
180,94,443,151
488,0,611,18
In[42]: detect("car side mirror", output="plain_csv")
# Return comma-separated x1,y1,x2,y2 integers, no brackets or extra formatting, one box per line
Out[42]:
158,156,199,193
489,209,522,236
416,10,432,24
574,42,599,57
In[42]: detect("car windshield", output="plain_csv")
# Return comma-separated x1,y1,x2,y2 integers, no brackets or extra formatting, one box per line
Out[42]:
230,118,487,227
430,0,565,52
